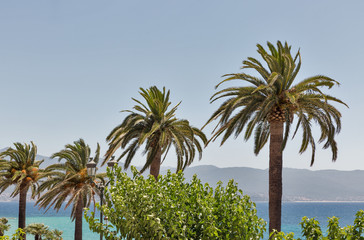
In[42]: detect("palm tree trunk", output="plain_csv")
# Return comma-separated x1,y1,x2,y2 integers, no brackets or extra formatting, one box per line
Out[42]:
74,196,83,240
19,183,27,240
150,147,162,180
269,120,283,234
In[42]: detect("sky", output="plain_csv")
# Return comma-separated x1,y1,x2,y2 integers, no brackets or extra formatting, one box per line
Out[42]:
0,0,363,171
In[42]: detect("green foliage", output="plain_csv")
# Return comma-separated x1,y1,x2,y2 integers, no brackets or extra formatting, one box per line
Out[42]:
300,217,323,240
272,210,364,240
270,230,296,240
0,218,10,236
44,229,63,240
24,223,49,238
0,229,25,240
0,223,62,240
85,165,266,240
24,223,63,240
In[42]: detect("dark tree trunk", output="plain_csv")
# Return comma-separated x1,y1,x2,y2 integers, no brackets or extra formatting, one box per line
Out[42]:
150,147,162,180
269,120,284,234
35,234,40,240
74,197,83,240
19,183,27,240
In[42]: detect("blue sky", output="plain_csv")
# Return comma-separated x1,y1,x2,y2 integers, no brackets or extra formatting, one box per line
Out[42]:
0,1,362,171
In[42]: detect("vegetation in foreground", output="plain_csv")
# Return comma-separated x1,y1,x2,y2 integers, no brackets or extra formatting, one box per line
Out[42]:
85,166,266,239
85,165,364,240
272,210,364,239
0,222,62,240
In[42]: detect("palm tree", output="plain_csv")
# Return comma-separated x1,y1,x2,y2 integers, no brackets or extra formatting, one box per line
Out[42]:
24,223,49,240
0,142,46,239
104,86,207,179
204,41,347,233
24,223,62,240
36,139,104,240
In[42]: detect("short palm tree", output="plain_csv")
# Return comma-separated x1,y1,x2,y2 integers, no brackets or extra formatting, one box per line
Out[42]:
104,86,207,179
36,139,104,240
24,223,49,240
204,41,347,233
0,142,46,239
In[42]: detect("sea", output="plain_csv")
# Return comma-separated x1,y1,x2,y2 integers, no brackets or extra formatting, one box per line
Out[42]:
1,201,364,239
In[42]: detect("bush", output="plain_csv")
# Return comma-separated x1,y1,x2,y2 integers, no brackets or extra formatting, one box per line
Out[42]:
0,218,10,236
0,223,62,240
85,166,266,240
0,229,25,240
271,210,364,240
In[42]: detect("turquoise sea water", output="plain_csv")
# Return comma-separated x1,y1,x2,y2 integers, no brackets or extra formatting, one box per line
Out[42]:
0,202,99,239
1,202,364,239
257,202,364,239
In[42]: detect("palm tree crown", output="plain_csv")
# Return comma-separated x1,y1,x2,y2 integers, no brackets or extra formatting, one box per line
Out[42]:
205,41,347,165
104,86,207,178
24,223,49,240
0,142,44,199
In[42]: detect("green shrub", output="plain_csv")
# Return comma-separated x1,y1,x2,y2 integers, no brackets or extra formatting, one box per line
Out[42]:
271,210,364,240
0,224,62,240
85,166,266,240
0,229,25,240
0,218,10,236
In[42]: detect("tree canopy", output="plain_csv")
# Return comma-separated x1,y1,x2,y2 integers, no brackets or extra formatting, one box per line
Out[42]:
85,165,266,240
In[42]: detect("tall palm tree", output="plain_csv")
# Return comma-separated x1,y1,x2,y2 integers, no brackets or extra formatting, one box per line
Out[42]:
36,139,104,240
204,41,347,233
0,142,46,239
104,86,207,179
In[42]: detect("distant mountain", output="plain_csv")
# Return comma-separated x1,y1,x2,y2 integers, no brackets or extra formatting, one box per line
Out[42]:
176,166,269,201
1,156,364,202
163,166,364,202
125,165,364,202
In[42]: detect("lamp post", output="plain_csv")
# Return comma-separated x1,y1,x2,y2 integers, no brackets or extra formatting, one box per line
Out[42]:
87,156,116,240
